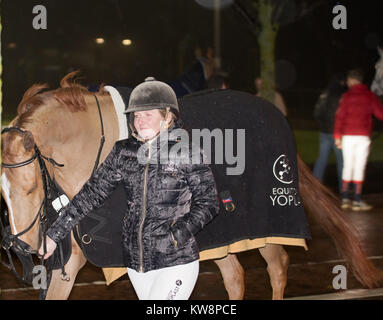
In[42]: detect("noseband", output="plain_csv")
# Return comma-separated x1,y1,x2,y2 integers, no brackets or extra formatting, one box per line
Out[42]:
1,126,66,288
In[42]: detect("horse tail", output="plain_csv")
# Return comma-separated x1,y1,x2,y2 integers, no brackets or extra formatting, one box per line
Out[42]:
297,155,383,288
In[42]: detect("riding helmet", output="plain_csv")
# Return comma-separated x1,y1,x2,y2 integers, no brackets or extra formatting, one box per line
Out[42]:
124,77,179,116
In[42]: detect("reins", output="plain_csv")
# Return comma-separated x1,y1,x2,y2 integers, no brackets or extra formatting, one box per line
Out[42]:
1,127,65,289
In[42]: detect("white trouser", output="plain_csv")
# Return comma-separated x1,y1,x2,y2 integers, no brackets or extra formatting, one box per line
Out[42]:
341,135,371,182
127,260,199,300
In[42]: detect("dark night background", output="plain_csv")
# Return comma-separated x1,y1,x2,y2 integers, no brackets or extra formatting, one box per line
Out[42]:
1,0,383,122
2,1,383,301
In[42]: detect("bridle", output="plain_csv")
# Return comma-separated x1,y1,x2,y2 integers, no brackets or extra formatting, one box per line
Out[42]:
1,126,66,287
2,127,64,169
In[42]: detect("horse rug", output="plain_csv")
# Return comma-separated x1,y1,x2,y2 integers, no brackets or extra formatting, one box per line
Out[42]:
73,88,311,284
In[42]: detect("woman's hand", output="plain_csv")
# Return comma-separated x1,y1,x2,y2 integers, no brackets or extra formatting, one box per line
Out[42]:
38,236,57,260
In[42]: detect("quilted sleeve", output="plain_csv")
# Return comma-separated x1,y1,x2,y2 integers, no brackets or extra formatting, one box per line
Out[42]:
47,143,124,243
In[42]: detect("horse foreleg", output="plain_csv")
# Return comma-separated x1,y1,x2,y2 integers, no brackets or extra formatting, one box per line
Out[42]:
214,254,245,300
259,244,289,300
45,234,87,300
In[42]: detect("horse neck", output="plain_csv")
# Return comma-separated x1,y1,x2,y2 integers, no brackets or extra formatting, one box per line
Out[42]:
28,94,119,198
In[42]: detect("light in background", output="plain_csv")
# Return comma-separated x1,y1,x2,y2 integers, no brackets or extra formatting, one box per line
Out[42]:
122,39,132,46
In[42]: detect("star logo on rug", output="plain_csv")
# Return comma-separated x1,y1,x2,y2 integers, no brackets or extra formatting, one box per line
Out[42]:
273,154,293,184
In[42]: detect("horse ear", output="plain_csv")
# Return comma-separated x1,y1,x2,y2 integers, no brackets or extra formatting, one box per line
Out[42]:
23,131,35,151
17,84,49,115
377,46,383,57
60,70,81,88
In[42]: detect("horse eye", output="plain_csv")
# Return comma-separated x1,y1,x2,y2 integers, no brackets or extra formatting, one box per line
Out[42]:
27,184,37,195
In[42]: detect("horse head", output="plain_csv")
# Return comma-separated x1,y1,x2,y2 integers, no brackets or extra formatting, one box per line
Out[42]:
1,72,112,253
1,127,45,250
1,75,77,251
371,47,383,96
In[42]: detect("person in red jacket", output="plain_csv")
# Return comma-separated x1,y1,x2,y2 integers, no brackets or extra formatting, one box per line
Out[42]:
334,69,383,211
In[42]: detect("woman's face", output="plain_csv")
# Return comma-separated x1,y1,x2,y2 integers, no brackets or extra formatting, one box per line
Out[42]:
134,109,167,140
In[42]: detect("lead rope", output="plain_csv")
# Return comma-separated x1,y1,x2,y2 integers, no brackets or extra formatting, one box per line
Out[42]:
36,146,70,286
39,205,48,300
58,243,69,281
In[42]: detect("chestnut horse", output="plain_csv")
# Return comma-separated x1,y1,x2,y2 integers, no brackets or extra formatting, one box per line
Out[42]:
1,73,382,300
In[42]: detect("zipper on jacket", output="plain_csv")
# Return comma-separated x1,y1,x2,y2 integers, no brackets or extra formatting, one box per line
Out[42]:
138,145,151,272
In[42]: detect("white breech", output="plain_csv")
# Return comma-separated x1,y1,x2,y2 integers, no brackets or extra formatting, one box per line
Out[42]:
341,135,371,182
127,260,199,300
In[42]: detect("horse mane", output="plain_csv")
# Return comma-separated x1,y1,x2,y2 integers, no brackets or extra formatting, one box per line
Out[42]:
15,71,107,128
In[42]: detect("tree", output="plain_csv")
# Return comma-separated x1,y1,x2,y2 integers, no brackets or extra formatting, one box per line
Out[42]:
255,0,278,102
233,0,325,103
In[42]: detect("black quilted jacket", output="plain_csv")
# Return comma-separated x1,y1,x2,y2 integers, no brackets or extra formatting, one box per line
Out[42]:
47,122,219,272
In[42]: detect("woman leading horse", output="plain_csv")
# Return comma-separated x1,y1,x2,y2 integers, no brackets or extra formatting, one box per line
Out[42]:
38,77,219,300
2,72,383,299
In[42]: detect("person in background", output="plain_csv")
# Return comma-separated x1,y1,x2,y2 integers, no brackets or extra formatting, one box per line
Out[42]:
313,73,346,193
255,77,288,117
168,47,215,97
207,72,230,90
334,69,383,211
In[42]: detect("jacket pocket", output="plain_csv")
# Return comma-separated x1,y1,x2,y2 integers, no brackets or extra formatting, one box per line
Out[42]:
151,232,175,253
151,222,175,253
